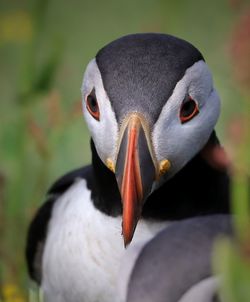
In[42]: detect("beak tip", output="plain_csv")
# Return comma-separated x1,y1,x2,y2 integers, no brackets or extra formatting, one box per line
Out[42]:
123,236,133,248
124,240,130,249
122,227,134,248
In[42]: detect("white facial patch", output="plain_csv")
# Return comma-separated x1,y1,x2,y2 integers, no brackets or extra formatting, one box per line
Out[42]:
81,59,118,164
152,60,221,178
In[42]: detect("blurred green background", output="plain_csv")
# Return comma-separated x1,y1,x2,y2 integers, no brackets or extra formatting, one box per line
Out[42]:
0,0,249,301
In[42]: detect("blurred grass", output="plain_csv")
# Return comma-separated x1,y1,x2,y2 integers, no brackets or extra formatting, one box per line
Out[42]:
214,99,250,302
0,0,249,300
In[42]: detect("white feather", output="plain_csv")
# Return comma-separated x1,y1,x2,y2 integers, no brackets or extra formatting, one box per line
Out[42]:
81,59,118,164
179,276,219,302
152,60,220,180
117,240,148,302
42,179,168,302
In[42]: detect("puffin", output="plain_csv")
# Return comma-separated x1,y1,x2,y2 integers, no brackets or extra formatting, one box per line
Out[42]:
119,215,232,302
26,33,230,302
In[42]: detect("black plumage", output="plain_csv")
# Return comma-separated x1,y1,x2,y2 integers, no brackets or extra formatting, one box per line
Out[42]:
26,132,230,284
96,33,204,123
25,33,231,302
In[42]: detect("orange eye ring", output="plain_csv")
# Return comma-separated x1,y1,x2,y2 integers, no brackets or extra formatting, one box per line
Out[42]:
180,96,199,124
86,91,100,121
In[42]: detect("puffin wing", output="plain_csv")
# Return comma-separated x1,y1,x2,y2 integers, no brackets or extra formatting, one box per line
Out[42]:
123,215,233,302
25,166,92,284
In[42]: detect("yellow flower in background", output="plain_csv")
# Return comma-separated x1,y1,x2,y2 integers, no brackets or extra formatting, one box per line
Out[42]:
0,11,33,44
1,283,25,302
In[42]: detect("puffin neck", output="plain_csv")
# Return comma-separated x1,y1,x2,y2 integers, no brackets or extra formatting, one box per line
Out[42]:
90,131,230,220
90,139,122,217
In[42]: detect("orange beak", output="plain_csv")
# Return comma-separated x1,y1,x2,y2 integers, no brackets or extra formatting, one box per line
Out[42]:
115,114,157,246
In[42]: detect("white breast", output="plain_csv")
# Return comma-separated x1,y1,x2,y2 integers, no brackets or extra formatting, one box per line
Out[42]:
179,277,219,302
42,179,168,302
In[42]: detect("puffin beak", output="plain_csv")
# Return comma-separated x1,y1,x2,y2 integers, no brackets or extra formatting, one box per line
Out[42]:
114,113,159,247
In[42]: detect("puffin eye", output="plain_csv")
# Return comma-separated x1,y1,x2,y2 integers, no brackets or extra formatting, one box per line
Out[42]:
180,95,199,124
86,90,100,121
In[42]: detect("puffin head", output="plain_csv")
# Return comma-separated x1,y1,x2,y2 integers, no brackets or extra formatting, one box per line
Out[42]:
81,33,220,246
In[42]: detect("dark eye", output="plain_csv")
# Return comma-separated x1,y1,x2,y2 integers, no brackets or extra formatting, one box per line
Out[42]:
86,89,100,121
180,96,199,123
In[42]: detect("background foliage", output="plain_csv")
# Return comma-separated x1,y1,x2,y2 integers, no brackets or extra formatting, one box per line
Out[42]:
0,0,249,301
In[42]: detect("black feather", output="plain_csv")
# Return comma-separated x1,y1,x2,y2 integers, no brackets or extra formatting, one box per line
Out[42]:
25,166,93,283
26,131,230,283
96,33,204,124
